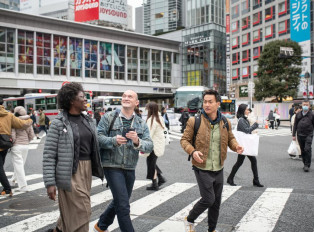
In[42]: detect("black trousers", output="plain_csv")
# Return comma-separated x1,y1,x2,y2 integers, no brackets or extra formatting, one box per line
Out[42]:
269,121,274,129
297,135,313,167
229,154,259,181
187,168,223,232
146,151,162,180
0,149,11,192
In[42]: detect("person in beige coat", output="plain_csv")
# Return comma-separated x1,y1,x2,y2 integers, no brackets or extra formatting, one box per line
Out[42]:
9,106,35,192
145,102,167,191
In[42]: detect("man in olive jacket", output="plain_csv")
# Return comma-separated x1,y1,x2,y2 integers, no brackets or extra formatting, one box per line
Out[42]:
181,90,243,232
0,97,32,196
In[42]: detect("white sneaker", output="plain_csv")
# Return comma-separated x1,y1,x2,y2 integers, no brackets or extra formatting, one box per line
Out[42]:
19,186,29,192
184,217,196,232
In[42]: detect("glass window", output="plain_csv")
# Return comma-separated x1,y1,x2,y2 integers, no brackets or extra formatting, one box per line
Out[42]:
114,44,125,80
18,30,34,74
46,97,57,110
279,21,286,32
253,64,258,73
232,21,239,32
155,12,164,18
140,48,149,82
36,33,51,75
53,35,67,76
265,7,273,20
242,67,249,76
232,69,238,77
163,51,171,83
231,5,239,18
242,34,248,43
152,50,161,82
253,29,260,40
265,25,272,36
278,2,286,13
174,53,179,64
100,42,112,79
69,38,82,77
242,50,248,59
232,37,238,46
35,98,46,110
85,40,97,78
127,46,138,81
0,27,15,73
253,47,259,57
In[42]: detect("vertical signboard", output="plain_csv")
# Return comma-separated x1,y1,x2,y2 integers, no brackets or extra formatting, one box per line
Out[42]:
99,0,128,25
290,0,311,77
75,0,100,22
226,0,231,92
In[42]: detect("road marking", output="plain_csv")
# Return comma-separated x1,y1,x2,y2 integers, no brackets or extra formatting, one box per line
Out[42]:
89,182,196,231
0,174,42,191
234,188,292,232
169,134,182,140
0,180,149,232
149,185,241,232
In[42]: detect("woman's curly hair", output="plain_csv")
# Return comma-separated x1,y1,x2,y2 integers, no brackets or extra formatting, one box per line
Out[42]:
58,82,84,111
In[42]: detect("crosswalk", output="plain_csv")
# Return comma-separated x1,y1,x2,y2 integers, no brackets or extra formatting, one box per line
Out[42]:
168,128,292,142
1,172,312,232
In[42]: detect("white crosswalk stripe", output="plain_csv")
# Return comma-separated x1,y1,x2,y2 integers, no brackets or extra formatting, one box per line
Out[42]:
0,173,310,232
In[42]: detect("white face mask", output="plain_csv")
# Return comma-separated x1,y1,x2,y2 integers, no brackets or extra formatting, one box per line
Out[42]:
244,115,248,118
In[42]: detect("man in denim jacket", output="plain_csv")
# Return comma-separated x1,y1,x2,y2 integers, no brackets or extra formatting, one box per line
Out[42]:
94,90,153,232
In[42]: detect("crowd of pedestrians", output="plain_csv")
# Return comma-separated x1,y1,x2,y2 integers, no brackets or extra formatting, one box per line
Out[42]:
1,85,314,232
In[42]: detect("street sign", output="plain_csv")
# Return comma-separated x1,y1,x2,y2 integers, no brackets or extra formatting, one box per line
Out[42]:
248,81,255,91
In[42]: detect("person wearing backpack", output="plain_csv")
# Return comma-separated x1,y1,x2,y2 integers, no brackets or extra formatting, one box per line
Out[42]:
180,90,243,232
38,108,47,135
226,104,264,187
0,97,33,197
179,107,190,133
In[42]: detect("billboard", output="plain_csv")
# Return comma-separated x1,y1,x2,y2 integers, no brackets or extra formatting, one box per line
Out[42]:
75,0,99,22
290,0,311,77
187,71,201,86
99,0,128,25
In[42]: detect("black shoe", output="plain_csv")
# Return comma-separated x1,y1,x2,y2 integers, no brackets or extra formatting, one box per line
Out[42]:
253,179,264,187
158,175,167,187
227,177,237,186
146,179,159,191
303,166,309,172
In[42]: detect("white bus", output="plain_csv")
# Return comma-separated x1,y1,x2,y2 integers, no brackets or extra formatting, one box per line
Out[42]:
3,92,93,119
174,86,236,118
92,96,122,114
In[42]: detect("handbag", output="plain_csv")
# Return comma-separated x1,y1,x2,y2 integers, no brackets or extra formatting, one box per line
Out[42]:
287,141,301,156
0,134,13,150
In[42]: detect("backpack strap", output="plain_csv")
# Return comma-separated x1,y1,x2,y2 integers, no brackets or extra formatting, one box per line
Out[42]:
222,115,229,131
188,114,201,161
108,109,120,135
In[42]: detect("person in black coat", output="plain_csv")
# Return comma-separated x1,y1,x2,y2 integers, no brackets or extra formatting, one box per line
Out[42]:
161,107,170,131
227,104,264,187
267,110,275,129
179,107,190,133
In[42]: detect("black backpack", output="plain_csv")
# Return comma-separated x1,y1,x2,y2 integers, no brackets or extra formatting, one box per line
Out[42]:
45,115,50,126
188,114,229,161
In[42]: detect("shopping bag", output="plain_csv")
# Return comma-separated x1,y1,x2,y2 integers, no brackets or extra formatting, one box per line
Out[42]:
139,151,150,158
287,141,300,156
228,130,259,156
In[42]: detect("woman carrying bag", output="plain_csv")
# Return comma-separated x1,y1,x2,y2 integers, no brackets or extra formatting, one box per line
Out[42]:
145,102,167,191
227,104,264,187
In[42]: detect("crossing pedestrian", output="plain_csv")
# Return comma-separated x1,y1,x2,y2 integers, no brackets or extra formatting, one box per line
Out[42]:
94,110,101,126
9,106,35,192
289,105,302,159
179,107,190,133
43,82,104,232
267,110,275,130
94,90,153,232
38,108,47,135
145,102,167,191
227,104,264,187
0,97,33,197
292,99,314,172
161,107,170,131
30,109,40,139
274,108,281,129
180,89,244,232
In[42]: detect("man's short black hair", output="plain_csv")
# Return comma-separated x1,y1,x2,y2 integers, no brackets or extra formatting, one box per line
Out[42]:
303,99,310,104
0,97,3,105
57,82,84,111
202,89,221,102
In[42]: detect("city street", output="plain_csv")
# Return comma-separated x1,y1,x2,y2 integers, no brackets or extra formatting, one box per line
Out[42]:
1,127,314,232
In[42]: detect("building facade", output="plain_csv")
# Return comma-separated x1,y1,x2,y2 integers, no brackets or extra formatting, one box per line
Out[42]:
227,0,313,100
181,0,227,94
0,0,19,11
143,0,183,36
135,6,144,34
0,9,180,105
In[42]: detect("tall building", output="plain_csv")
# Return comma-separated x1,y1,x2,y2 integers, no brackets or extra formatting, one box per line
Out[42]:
227,0,313,100
182,0,226,93
135,6,144,33
143,0,183,36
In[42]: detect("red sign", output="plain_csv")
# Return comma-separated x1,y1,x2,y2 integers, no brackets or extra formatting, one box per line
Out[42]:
226,15,230,33
75,0,99,22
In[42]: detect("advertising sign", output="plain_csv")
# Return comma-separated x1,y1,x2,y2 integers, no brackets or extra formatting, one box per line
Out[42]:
290,0,311,78
226,15,230,33
187,71,201,86
20,0,39,14
75,0,99,22
239,85,248,97
99,0,128,25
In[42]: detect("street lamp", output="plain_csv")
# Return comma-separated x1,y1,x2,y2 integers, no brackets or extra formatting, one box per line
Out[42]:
305,71,310,99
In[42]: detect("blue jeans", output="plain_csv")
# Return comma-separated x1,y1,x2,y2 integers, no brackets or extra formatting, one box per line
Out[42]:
98,168,135,232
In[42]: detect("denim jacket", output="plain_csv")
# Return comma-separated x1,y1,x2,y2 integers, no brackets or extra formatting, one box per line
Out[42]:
97,110,153,170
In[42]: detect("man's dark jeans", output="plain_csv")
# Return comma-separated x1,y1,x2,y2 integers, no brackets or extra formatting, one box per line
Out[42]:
297,135,313,167
187,168,223,232
98,168,135,232
0,149,11,192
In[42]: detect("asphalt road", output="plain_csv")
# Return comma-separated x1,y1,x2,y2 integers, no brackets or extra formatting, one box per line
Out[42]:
1,127,314,232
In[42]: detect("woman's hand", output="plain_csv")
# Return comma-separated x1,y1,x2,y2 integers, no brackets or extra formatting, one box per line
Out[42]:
47,186,57,201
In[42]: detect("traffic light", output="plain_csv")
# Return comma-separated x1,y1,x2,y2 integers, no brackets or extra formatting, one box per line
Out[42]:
38,89,42,93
